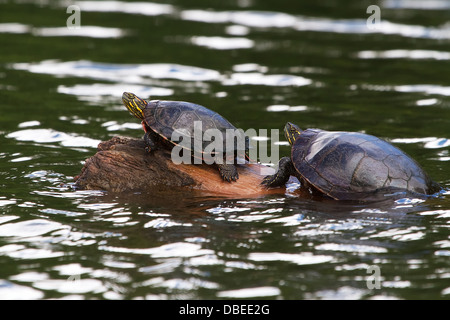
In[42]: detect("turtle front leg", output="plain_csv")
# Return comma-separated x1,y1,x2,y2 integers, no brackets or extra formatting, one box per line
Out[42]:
216,163,239,182
143,131,159,153
261,157,294,188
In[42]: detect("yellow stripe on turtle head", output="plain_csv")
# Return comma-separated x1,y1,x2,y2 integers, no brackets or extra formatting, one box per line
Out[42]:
122,92,147,120
284,122,302,145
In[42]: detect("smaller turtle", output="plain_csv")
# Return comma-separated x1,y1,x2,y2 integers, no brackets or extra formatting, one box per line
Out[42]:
122,92,249,182
262,122,440,200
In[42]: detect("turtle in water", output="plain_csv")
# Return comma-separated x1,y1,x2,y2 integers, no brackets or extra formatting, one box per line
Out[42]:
122,92,249,182
261,122,440,200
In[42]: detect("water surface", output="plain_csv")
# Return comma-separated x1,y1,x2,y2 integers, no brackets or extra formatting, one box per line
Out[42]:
0,0,449,299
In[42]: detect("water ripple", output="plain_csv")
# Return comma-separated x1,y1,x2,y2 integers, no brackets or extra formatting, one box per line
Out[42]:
33,26,126,38
0,280,44,299
0,219,66,238
217,286,280,298
58,83,173,104
248,252,334,265
223,72,312,87
12,60,221,83
362,83,450,97
383,0,450,10
74,0,174,16
33,278,106,295
315,243,388,254
391,136,450,149
181,9,450,40
6,128,100,148
11,60,312,89
358,49,450,60
0,23,126,38
100,242,214,258
191,36,254,50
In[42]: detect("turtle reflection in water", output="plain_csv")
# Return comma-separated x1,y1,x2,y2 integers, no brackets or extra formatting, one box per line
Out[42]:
122,92,249,182
262,122,441,201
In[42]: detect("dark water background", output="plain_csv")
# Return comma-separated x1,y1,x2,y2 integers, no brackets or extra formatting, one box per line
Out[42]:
0,0,449,299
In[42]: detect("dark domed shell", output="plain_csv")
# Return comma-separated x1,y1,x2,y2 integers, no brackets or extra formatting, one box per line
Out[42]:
143,100,247,153
292,129,436,200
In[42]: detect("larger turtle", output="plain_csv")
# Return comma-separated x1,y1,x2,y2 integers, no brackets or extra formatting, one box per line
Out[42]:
122,92,248,182
262,122,440,200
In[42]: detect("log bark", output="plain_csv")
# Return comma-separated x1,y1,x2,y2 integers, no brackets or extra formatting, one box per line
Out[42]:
74,136,289,197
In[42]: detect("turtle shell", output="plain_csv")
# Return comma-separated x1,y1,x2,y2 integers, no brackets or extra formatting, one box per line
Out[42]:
291,129,436,200
143,100,247,155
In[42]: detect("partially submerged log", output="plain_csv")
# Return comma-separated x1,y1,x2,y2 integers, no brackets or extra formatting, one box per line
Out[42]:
74,136,289,197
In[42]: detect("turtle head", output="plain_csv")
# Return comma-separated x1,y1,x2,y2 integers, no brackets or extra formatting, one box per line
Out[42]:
122,92,147,120
284,122,302,145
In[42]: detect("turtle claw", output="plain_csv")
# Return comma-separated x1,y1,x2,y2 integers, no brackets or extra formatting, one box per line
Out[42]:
143,132,159,154
261,175,276,188
217,164,239,183
260,157,292,188
222,172,239,183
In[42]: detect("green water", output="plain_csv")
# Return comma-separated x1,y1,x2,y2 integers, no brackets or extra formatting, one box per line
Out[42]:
0,0,449,300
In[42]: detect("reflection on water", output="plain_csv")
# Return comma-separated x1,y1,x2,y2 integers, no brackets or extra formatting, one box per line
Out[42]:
0,182,449,299
191,36,254,50
3,1,449,40
181,8,450,39
361,83,450,97
0,0,449,300
0,23,126,38
11,60,312,88
382,0,450,10
34,26,126,38
57,83,173,104
6,128,100,148
73,0,174,16
358,49,450,60
11,60,222,82
391,137,450,149
0,23,30,34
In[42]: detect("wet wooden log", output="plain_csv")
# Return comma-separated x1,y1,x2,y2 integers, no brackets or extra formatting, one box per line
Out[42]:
74,136,287,197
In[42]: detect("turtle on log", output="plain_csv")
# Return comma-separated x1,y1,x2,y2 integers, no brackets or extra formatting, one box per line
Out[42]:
262,122,441,201
122,92,249,182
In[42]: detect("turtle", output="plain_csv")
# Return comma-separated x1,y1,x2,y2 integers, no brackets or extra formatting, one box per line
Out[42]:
261,122,440,200
122,92,249,182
